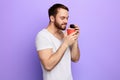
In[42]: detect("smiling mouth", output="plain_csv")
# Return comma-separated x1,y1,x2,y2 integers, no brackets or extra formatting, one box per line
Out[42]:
62,24,67,26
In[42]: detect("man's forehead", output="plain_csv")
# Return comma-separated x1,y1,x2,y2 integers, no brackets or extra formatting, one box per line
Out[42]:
57,8,69,16
57,8,68,12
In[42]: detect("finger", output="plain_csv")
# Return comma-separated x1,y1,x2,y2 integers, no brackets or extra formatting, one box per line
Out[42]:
64,31,67,37
74,25,80,30
75,29,79,33
73,36,78,40
74,24,79,28
70,35,78,39
72,37,78,41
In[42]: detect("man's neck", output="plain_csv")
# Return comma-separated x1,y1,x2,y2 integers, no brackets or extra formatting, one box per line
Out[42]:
46,23,64,40
46,23,61,34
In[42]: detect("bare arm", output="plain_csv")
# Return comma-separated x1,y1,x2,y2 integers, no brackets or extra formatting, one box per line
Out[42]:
70,41,80,62
70,25,80,62
37,42,68,71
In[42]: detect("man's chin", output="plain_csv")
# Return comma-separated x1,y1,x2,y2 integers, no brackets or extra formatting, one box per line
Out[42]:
61,29,66,30
61,27,66,30
61,26,66,30
56,25,66,30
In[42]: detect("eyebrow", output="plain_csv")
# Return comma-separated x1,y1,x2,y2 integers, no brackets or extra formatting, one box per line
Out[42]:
60,16,69,18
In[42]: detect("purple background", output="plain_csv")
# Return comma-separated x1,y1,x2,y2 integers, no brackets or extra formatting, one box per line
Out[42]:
1,0,120,80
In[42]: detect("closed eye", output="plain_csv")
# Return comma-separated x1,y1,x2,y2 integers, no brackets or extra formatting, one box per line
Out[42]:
60,16,69,20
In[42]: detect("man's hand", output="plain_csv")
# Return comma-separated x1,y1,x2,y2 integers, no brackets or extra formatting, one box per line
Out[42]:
64,25,80,46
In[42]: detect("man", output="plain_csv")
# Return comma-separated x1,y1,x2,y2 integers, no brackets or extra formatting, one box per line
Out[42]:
36,3,80,80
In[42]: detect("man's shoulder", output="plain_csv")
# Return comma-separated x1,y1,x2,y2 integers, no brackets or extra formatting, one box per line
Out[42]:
36,29,49,38
37,28,46,35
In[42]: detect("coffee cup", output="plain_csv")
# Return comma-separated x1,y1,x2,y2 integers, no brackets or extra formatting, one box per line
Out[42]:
67,28,75,35
67,24,76,35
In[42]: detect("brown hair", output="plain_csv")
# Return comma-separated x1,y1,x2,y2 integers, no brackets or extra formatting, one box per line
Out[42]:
48,3,69,18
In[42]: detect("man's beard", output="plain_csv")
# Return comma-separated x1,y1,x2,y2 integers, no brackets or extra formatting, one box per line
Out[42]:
54,20,67,30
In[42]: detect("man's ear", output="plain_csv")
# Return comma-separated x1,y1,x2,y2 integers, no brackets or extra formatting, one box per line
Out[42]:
50,16,55,22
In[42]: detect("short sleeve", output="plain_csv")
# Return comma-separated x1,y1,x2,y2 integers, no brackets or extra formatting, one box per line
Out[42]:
35,33,53,51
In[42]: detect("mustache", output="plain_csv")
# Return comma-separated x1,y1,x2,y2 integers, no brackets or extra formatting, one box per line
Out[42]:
62,23,67,25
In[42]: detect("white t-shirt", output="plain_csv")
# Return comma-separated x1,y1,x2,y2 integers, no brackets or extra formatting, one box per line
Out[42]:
35,29,73,80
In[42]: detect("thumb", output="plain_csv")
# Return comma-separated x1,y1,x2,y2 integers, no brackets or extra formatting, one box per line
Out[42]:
64,30,68,37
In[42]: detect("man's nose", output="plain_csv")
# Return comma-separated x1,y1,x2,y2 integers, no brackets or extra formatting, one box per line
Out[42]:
64,18,68,23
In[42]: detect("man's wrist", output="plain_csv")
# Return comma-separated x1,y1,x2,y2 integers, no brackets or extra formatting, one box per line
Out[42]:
63,42,68,48
71,40,78,47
